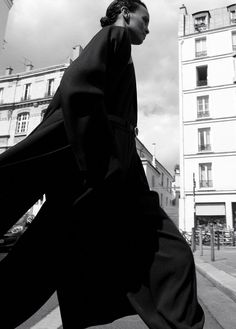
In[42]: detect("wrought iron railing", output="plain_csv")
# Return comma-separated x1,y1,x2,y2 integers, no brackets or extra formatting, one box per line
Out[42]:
199,180,213,188
198,144,211,152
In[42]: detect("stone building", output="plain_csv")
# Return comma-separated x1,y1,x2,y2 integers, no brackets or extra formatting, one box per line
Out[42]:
178,4,236,231
136,139,177,225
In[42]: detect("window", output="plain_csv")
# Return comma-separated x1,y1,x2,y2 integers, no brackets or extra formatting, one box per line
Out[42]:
161,173,164,186
41,109,46,121
46,78,54,97
199,163,212,188
193,11,210,32
0,88,3,103
151,175,155,188
196,66,208,86
197,95,209,118
228,5,236,24
230,10,236,22
198,128,211,152
15,112,29,134
232,31,236,52
22,83,31,101
166,197,168,207
195,38,207,57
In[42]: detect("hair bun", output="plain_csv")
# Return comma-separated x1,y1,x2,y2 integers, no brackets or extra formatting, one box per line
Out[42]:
100,16,110,27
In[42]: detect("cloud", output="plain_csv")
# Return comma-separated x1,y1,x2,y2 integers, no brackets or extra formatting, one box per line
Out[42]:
138,111,180,174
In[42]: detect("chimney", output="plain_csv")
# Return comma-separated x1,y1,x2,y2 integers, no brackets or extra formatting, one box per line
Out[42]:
25,63,34,72
179,4,187,37
71,44,83,62
179,4,187,15
5,66,13,75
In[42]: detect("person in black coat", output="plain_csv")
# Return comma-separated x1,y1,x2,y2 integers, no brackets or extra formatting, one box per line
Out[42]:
0,0,205,328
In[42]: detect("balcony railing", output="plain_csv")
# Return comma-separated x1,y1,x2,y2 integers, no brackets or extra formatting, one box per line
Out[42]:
198,144,211,152
197,80,208,87
199,180,213,188
197,111,210,118
20,96,31,101
194,23,207,32
44,91,54,98
196,51,207,57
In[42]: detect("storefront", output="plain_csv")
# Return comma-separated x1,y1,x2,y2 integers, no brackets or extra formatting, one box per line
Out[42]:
196,203,226,228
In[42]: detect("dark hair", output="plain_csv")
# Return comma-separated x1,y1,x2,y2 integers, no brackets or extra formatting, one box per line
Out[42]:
100,0,147,27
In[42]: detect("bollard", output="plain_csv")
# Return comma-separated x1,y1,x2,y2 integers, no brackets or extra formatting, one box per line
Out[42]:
191,227,196,253
217,231,220,250
232,230,235,247
199,227,203,256
210,224,215,262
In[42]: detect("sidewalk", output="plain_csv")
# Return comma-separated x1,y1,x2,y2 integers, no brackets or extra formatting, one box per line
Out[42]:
193,246,236,302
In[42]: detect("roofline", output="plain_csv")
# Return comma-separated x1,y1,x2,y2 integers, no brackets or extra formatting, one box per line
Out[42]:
0,63,69,81
137,137,173,178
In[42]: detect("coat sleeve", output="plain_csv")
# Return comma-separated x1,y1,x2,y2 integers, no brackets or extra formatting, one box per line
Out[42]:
59,26,131,187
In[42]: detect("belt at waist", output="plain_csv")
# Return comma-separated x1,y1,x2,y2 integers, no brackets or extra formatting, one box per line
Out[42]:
108,115,138,136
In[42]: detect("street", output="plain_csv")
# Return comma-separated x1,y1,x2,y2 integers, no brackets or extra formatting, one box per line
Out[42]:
14,270,231,329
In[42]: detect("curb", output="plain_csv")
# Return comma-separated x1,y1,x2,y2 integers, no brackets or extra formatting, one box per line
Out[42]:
195,258,236,303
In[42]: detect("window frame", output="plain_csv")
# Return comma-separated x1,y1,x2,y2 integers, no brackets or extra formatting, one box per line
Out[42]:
199,162,213,188
22,83,31,101
197,95,209,118
15,112,30,135
195,37,207,57
196,65,208,87
198,127,211,152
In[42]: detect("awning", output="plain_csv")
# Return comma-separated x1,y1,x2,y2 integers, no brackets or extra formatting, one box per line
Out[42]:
196,203,225,216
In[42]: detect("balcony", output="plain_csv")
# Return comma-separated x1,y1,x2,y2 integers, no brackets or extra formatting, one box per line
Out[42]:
194,23,207,32
197,111,210,118
196,51,207,57
44,92,54,98
200,180,213,188
20,96,31,102
197,80,208,87
198,144,211,152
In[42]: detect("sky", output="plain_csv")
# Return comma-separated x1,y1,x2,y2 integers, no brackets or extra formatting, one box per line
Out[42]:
0,0,233,175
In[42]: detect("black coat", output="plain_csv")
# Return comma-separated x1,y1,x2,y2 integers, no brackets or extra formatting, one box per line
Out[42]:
0,26,159,328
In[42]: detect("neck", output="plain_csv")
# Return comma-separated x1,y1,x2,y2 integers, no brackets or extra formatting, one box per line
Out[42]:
113,16,127,28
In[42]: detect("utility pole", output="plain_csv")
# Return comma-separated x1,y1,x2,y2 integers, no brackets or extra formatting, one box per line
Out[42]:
192,173,197,252
152,143,156,167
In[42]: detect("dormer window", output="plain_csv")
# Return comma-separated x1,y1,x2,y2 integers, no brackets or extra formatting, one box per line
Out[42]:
228,5,236,24
193,11,210,32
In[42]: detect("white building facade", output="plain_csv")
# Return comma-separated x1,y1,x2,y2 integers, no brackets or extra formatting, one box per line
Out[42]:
178,4,236,231
0,0,13,53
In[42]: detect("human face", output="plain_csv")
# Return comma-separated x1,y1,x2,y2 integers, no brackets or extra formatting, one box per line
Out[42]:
127,5,150,45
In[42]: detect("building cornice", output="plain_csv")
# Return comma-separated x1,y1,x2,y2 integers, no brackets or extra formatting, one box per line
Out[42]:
185,190,236,196
184,151,236,159
0,63,68,82
184,116,236,126
0,98,52,110
178,24,236,40
183,83,236,94
181,52,236,66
